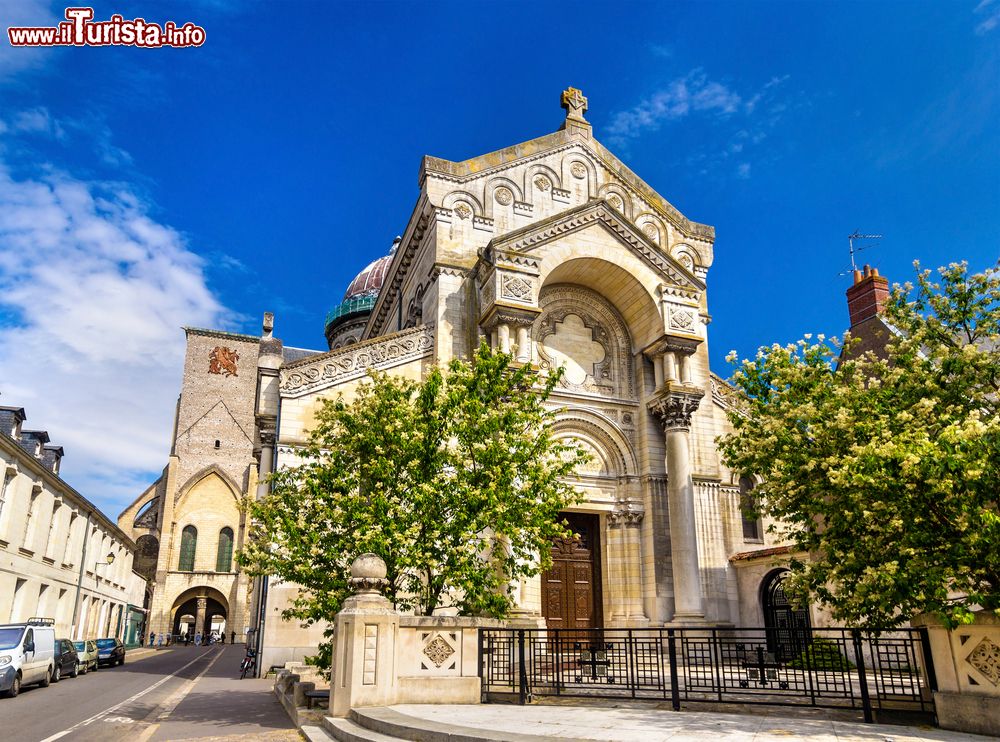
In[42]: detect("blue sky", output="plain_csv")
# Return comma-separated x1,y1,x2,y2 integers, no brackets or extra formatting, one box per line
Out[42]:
0,0,997,517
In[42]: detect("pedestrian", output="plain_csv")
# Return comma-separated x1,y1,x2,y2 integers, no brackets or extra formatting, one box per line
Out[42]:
150,630,155,646
195,631,202,646
220,632,226,645
157,633,164,647
185,633,191,646
230,630,236,645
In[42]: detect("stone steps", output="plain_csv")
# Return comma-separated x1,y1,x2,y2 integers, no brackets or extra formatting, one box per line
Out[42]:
313,706,588,741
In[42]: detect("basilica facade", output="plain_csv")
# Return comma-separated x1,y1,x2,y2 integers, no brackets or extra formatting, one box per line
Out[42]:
118,89,794,668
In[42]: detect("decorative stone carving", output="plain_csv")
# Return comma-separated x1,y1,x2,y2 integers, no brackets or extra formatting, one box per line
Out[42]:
608,194,623,211
454,203,472,220
535,285,636,400
533,176,551,192
968,637,1000,685
561,86,588,121
348,553,389,595
501,275,533,301
363,624,378,685
423,634,456,668
608,505,644,528
494,187,513,205
669,308,695,332
677,252,694,270
491,202,701,293
570,162,587,179
648,386,705,431
281,325,434,396
208,347,239,377
259,428,277,448
642,223,659,241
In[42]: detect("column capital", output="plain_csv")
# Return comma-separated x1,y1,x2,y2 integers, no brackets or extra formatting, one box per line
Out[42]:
641,334,701,361
479,303,540,333
258,426,276,448
647,383,705,432
608,503,645,529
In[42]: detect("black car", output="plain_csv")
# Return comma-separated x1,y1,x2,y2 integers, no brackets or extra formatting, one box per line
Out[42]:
95,638,125,667
52,638,79,682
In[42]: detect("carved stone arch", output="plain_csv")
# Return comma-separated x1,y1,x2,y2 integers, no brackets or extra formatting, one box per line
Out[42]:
443,190,484,221
534,284,636,400
404,282,426,329
671,243,698,273
634,211,667,249
597,183,633,219
175,465,242,509
524,163,562,201
552,410,638,477
561,153,598,200
483,176,524,218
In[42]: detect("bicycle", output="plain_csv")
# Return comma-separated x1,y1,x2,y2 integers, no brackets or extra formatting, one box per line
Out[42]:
240,647,257,679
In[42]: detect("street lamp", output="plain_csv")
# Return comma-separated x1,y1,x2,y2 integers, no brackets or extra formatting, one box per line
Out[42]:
96,551,115,572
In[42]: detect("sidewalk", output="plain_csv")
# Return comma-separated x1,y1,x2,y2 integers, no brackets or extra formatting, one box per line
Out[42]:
388,702,995,741
144,644,300,742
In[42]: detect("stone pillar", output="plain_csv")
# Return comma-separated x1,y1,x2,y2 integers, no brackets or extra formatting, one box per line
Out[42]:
497,323,511,353
622,510,648,623
195,596,207,637
330,554,400,717
606,512,627,625
515,325,530,363
649,384,706,624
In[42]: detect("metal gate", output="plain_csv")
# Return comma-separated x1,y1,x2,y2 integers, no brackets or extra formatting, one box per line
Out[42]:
479,627,936,722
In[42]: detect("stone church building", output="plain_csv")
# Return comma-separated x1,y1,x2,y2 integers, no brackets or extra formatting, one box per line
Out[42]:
118,89,811,667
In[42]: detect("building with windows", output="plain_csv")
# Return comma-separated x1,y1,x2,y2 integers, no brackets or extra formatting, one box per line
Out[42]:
120,89,829,668
0,405,147,643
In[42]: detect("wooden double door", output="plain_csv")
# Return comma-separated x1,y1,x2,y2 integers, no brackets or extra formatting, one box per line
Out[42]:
542,512,602,630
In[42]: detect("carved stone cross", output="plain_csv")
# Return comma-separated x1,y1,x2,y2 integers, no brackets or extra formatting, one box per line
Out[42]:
561,87,588,122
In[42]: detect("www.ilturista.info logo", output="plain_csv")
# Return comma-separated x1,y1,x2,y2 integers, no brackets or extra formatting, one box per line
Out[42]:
8,7,206,48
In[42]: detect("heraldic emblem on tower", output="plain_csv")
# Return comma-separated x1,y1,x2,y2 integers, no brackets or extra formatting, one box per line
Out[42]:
208,346,239,377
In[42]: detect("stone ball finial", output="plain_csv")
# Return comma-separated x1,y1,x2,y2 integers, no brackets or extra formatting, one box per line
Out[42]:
348,553,388,595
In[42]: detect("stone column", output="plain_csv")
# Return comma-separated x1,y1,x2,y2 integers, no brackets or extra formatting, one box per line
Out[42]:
621,509,648,623
195,596,208,638
515,325,531,363
649,384,706,624
606,511,627,625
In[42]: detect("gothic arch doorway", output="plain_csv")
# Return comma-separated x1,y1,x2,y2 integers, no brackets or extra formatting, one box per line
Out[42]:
760,569,810,660
542,512,602,632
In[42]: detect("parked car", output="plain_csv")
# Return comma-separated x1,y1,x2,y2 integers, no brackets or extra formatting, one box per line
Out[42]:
73,640,98,674
0,617,56,697
52,639,79,682
95,638,125,667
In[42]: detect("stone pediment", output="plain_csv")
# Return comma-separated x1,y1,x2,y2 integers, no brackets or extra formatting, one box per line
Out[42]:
421,130,714,244
485,200,705,293
280,324,434,398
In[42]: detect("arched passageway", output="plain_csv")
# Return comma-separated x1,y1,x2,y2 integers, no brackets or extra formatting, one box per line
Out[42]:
760,568,811,660
170,587,229,640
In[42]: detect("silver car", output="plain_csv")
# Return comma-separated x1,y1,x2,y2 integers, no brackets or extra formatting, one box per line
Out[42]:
72,640,98,674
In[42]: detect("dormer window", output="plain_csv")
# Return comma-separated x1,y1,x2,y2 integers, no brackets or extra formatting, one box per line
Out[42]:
34,442,41,457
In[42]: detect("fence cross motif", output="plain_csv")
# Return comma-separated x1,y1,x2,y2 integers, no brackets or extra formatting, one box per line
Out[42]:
739,644,787,689
575,641,613,683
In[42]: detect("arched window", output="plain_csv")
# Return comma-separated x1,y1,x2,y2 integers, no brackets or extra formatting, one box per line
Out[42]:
178,526,197,571
739,476,762,541
216,527,234,572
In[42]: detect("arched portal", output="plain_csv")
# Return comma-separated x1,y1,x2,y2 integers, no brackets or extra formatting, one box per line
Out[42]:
170,586,229,640
760,568,811,660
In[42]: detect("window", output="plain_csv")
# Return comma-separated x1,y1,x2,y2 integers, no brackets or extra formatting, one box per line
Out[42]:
22,489,40,549
178,525,197,571
739,476,762,541
216,527,234,572
0,470,13,524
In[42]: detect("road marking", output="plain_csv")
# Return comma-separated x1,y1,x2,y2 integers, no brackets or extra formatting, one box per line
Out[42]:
132,648,225,742
38,649,219,742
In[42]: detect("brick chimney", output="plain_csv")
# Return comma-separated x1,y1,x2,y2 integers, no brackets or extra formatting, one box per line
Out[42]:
846,264,889,328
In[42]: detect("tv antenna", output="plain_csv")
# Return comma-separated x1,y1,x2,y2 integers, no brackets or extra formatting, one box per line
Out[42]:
845,230,883,273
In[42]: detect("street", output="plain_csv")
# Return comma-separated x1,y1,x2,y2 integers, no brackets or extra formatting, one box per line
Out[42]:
0,644,300,742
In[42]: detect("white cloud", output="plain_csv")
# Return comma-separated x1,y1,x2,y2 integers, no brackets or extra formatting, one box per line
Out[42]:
606,71,742,143
975,0,999,34
736,163,751,179
0,123,231,518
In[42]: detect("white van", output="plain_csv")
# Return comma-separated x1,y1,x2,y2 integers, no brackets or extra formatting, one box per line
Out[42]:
0,617,56,698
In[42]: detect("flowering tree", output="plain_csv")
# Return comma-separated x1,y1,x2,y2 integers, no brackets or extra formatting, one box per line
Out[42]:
719,262,1000,627
238,343,585,666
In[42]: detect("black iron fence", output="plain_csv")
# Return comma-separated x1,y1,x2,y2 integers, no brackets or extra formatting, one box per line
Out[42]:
479,627,936,722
